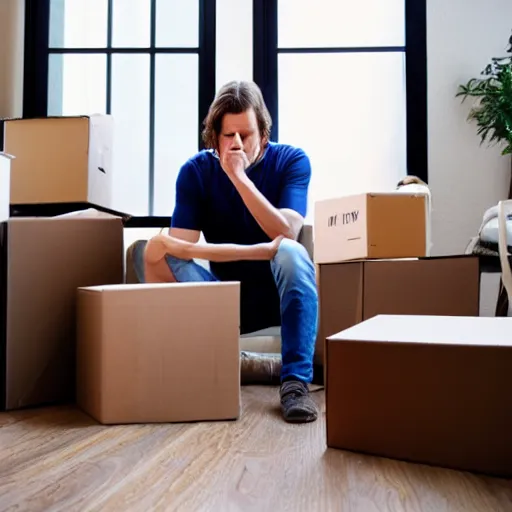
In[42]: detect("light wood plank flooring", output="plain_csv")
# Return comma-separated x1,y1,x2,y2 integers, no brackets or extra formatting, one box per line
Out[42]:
1,387,511,512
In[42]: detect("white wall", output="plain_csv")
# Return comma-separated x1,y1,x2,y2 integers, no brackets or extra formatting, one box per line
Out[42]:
427,0,512,315
427,0,512,256
0,0,25,118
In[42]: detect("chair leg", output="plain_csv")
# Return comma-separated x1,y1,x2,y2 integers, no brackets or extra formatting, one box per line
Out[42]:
495,279,509,317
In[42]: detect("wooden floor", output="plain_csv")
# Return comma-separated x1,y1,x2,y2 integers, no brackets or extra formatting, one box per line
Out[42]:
0,387,511,512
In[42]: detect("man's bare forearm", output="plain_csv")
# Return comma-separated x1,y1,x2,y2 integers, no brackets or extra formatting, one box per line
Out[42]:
190,241,273,262
155,234,274,262
230,172,295,240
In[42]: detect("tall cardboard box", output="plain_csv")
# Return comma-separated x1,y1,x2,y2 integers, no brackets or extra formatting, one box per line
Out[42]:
316,256,480,364
77,282,241,424
0,153,14,222
326,315,512,478
314,193,428,263
2,115,113,210
0,217,124,411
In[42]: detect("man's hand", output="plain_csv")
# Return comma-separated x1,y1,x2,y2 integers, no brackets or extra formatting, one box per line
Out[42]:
266,236,284,260
220,149,250,178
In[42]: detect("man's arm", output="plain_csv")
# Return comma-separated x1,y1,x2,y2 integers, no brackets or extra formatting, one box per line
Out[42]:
229,175,303,240
225,147,311,241
152,232,281,262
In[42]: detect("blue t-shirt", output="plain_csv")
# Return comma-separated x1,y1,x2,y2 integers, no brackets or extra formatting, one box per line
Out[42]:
171,142,311,327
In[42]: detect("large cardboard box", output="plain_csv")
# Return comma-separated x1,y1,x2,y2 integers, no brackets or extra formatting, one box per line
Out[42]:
0,217,124,411
76,282,241,424
0,153,14,222
314,193,427,263
316,256,480,364
3,115,113,210
326,314,512,478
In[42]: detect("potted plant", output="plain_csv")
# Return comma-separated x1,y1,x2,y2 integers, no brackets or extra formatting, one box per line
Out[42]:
456,31,512,195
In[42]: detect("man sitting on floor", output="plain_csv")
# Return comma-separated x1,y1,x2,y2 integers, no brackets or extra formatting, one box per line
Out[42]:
133,80,319,423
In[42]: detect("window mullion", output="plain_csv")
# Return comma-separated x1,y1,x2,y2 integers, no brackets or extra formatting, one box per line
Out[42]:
148,0,157,215
106,0,113,114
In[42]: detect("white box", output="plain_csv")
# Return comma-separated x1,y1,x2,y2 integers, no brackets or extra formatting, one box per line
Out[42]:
0,152,14,221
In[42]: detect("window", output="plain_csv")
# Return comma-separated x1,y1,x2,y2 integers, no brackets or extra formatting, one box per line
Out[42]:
254,0,427,222
24,0,215,217
24,0,426,223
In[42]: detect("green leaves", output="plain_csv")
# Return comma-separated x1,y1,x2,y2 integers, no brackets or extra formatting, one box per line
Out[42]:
456,32,512,156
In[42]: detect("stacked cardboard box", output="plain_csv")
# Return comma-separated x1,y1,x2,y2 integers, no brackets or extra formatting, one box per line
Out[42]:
314,192,512,477
3,115,114,211
313,192,480,364
0,217,124,411
1,116,243,425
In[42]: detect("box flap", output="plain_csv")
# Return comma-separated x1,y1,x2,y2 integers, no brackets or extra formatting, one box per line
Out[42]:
328,315,512,346
2,115,92,123
79,281,240,293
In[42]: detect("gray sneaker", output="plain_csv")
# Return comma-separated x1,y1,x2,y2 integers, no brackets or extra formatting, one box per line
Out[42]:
280,380,318,423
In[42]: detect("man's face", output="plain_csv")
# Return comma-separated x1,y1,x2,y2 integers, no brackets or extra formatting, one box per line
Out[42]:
218,108,264,166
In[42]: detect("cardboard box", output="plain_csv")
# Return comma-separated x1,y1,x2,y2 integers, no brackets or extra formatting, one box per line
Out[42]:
316,256,480,364
326,314,512,478
3,115,113,210
314,193,427,263
0,217,124,411
0,153,14,222
76,282,241,424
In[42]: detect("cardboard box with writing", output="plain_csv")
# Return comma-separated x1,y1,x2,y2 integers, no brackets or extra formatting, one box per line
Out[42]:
2,115,114,210
0,153,14,222
0,217,124,411
77,282,241,424
316,256,480,364
326,315,512,478
314,193,428,264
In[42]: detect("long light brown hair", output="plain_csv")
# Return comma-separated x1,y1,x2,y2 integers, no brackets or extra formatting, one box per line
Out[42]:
202,81,272,150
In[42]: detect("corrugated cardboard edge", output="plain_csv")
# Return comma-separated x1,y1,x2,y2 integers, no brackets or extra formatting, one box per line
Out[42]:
76,288,106,423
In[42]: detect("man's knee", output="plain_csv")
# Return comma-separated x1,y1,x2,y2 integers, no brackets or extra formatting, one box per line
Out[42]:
272,238,313,276
144,236,168,265
142,237,178,283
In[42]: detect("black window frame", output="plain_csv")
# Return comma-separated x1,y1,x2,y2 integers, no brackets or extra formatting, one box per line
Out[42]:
253,0,428,183
21,0,427,224
22,0,216,217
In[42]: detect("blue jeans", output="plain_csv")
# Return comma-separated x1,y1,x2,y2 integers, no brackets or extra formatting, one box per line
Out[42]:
132,238,318,383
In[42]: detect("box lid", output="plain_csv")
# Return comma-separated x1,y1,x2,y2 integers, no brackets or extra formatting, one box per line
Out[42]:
1,115,104,123
328,315,512,346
